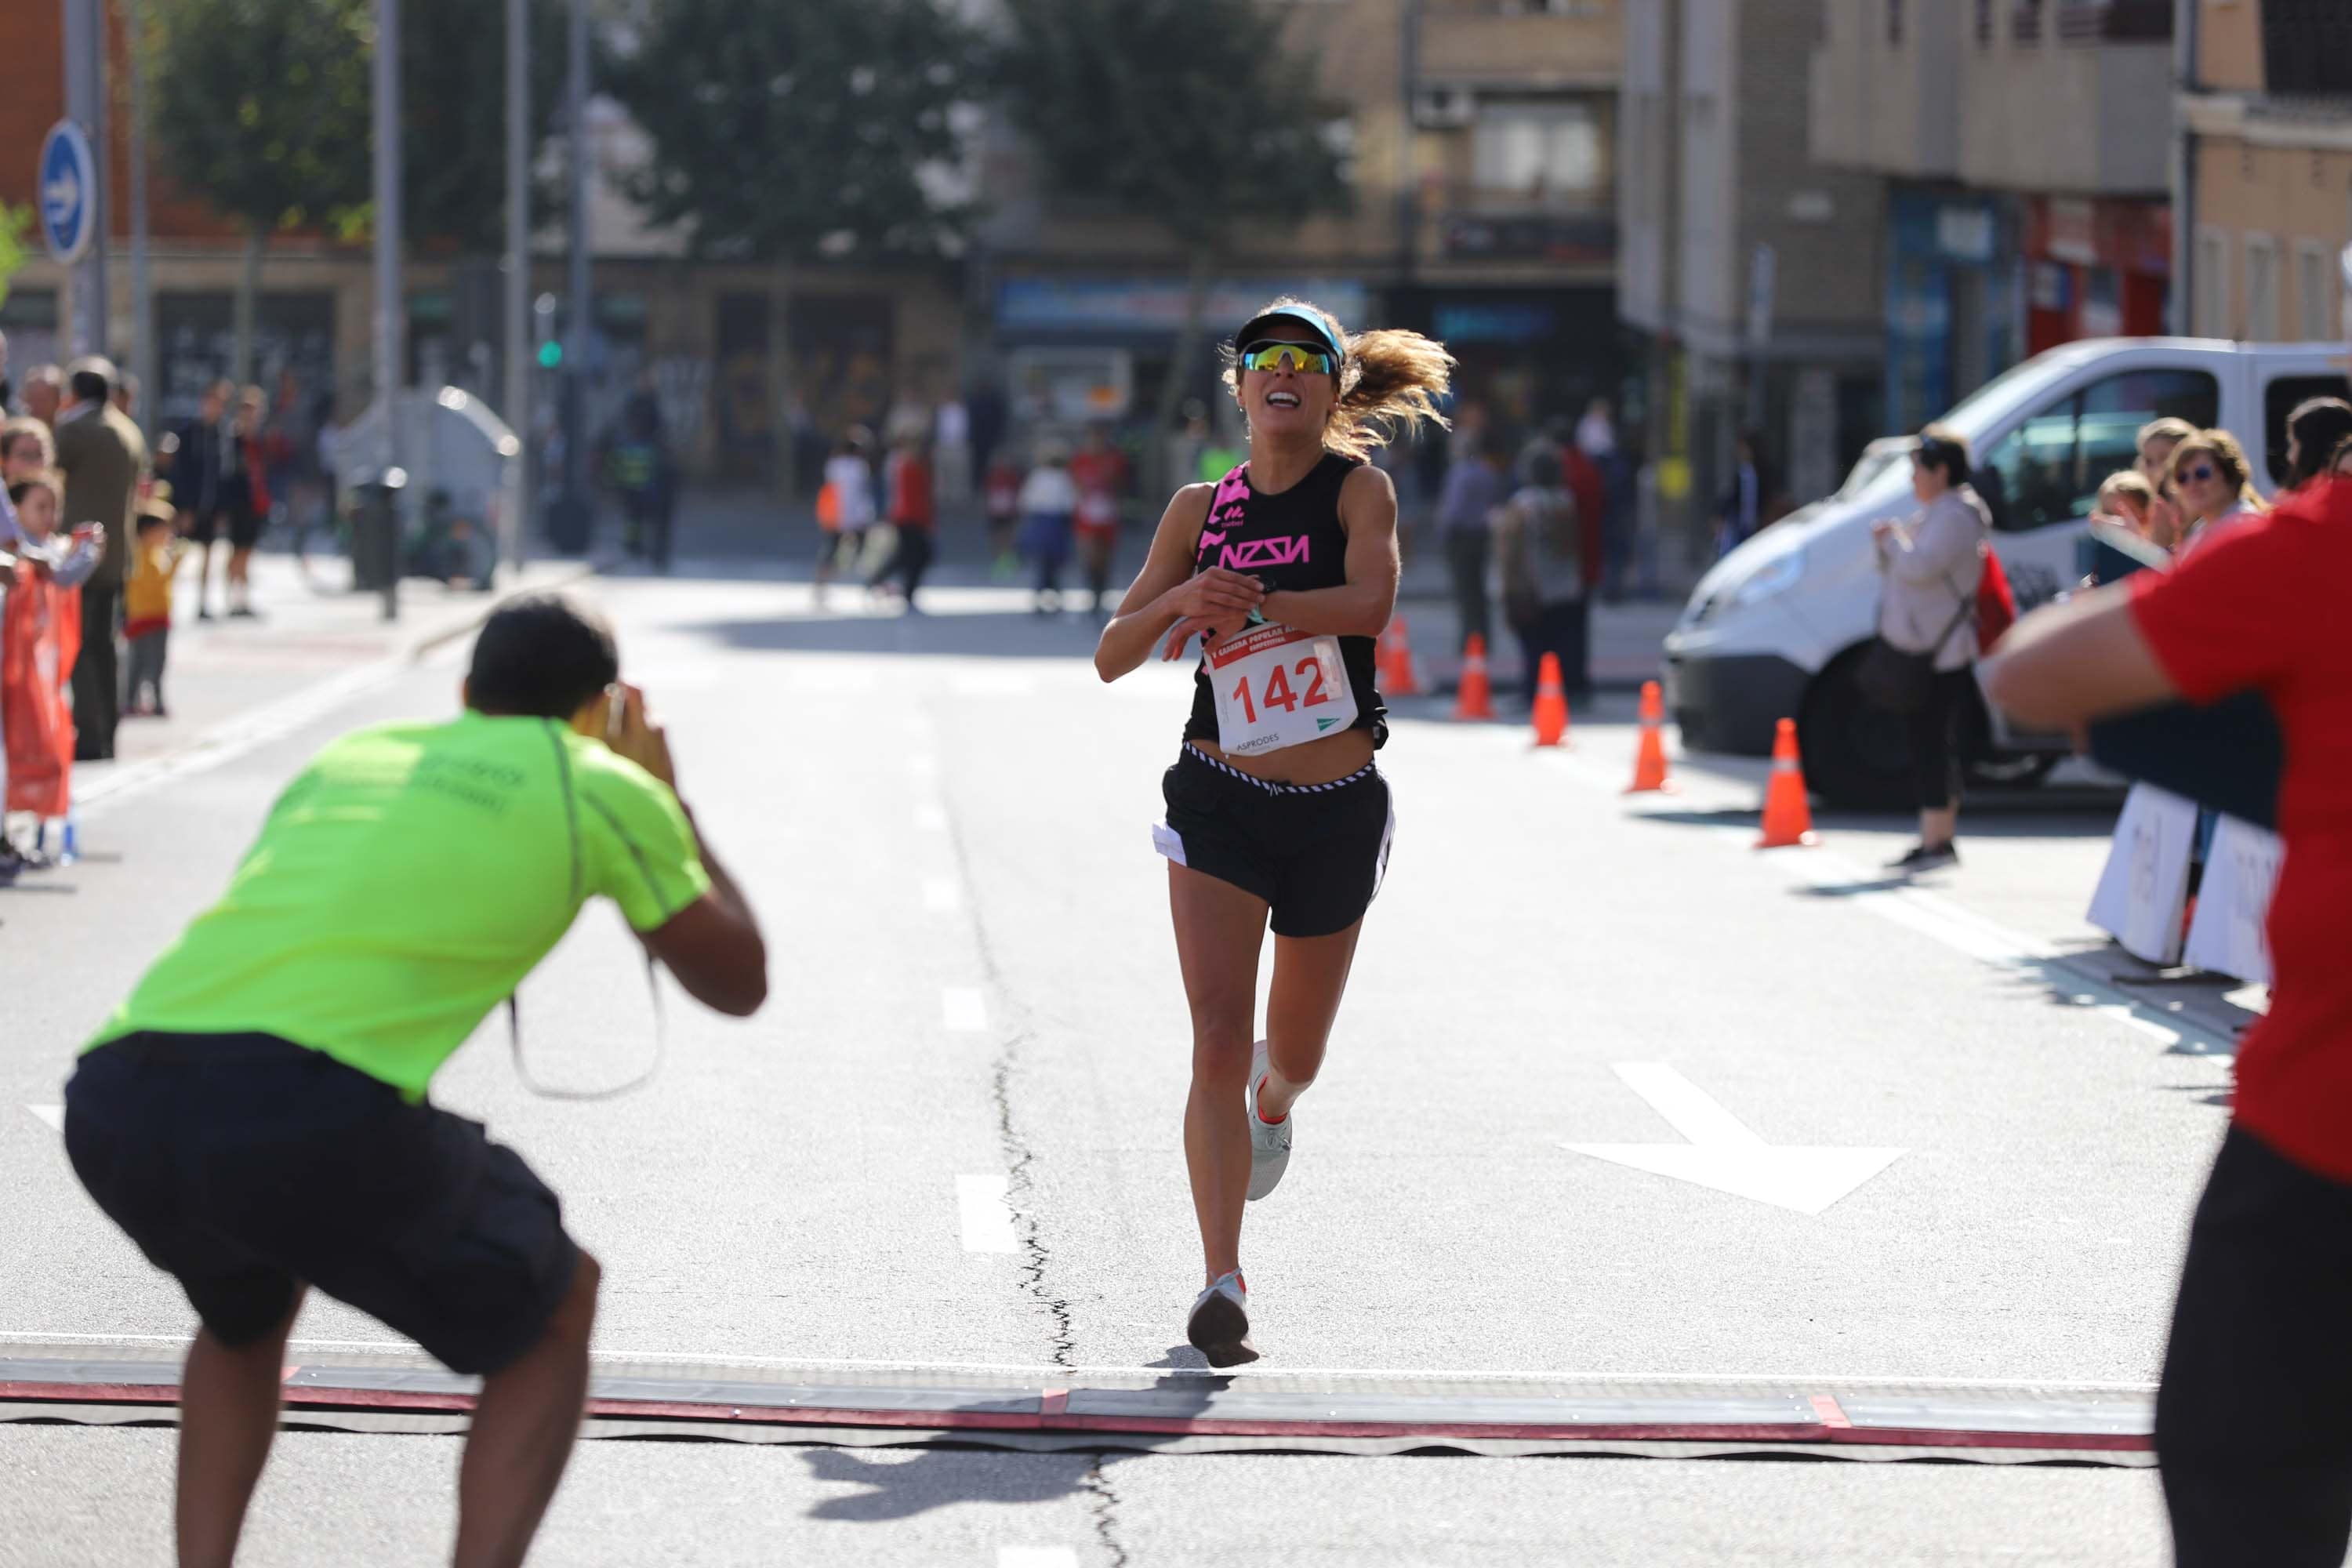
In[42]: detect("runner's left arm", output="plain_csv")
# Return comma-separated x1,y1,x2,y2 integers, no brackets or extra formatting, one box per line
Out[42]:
1256,465,1400,638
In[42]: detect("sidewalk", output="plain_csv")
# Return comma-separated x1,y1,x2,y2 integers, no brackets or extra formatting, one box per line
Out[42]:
75,545,594,790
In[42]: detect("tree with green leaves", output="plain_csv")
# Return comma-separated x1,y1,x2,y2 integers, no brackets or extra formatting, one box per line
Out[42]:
143,0,373,385
0,204,31,312
603,0,979,260
992,0,1352,449
401,0,568,256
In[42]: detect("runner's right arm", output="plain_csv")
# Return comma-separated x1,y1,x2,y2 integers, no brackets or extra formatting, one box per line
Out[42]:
1093,485,1264,683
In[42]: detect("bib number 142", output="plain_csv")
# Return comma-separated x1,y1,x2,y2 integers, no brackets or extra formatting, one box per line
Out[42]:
1208,623,1359,757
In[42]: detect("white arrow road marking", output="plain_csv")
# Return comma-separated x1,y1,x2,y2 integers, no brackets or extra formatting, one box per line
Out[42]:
1564,1063,1904,1216
25,1105,64,1133
958,1175,1020,1254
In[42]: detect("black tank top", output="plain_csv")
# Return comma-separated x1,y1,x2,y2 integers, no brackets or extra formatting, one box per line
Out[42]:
1182,453,1387,749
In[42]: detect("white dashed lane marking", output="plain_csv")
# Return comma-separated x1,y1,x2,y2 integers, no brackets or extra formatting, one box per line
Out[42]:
923,877,961,913
24,1105,63,1133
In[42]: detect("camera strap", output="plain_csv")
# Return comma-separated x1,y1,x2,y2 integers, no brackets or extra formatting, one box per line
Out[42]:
504,949,667,1102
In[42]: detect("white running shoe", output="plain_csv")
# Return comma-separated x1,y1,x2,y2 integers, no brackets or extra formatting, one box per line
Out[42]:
1185,1271,1255,1366
1244,1041,1294,1202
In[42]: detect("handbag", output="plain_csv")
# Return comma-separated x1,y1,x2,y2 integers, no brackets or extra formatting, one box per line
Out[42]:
1857,579,1976,715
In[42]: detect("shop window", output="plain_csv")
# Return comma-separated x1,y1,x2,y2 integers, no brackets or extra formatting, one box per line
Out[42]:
1976,368,2218,532
2194,229,2230,338
2262,373,2352,487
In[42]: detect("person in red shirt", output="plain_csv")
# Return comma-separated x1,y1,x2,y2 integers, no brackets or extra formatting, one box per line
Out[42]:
1069,424,1129,618
871,435,938,612
1984,474,2352,1568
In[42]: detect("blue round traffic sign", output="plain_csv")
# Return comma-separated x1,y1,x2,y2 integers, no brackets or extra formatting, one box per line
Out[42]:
38,121,97,267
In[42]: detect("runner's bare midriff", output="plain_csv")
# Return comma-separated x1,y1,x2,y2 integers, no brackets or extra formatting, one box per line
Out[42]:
1189,726,1375,786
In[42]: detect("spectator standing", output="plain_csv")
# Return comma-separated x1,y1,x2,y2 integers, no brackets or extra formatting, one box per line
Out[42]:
1017,444,1078,615
873,435,937,610
1713,430,1771,558
606,383,675,572
1555,423,1608,619
2135,416,2198,552
216,387,272,619
933,394,972,512
1069,424,1129,619
2165,429,2265,561
1871,425,1990,873
814,429,876,611
51,358,147,762
171,381,235,619
1433,434,1504,655
2,473,82,855
21,365,63,426
2280,396,2352,493
123,498,188,717
1494,445,1588,705
983,452,1022,581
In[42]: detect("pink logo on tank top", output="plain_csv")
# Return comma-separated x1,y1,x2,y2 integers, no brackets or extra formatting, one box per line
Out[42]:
1218,535,1311,570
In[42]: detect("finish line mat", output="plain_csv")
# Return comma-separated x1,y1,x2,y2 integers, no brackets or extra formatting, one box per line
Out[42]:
0,1343,2154,1464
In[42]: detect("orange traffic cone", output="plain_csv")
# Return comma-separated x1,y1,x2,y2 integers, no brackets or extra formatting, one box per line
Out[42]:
1625,679,1676,793
1452,634,1495,720
1755,717,1818,848
1531,652,1569,747
1384,615,1422,696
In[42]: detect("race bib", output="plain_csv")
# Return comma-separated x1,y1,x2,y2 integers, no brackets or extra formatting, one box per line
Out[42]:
1207,622,1357,757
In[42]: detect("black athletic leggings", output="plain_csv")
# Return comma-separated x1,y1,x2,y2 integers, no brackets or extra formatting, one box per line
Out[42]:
1906,666,1974,811
2157,1125,2352,1566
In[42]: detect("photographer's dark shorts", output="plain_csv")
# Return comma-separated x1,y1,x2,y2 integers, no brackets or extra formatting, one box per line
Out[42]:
64,1032,579,1376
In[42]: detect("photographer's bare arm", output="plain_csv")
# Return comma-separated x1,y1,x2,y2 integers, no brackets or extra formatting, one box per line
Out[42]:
595,682,769,1018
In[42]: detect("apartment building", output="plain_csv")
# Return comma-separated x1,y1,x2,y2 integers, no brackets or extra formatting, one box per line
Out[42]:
1619,0,1886,564
1810,0,2175,435
977,0,1626,452
2177,0,2352,344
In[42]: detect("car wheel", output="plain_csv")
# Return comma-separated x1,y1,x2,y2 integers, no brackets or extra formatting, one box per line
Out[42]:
1797,650,1915,812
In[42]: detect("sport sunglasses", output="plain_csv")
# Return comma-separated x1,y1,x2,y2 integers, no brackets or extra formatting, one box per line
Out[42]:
2181,463,2220,484
1239,340,1336,376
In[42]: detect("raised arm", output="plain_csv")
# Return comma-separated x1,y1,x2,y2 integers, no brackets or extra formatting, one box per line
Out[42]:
1258,464,1400,638
1093,484,1265,682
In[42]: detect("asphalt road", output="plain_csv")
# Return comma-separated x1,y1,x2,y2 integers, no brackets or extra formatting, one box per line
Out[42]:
0,555,2223,1565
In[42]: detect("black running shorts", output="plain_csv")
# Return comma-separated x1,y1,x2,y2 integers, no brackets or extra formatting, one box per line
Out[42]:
1156,746,1395,938
64,1032,579,1376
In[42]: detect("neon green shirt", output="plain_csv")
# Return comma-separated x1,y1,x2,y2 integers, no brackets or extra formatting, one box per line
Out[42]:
88,711,711,1099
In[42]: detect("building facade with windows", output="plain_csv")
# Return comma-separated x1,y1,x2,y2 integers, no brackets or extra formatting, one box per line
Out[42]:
1809,0,2176,436
1619,0,1887,572
2177,0,2352,344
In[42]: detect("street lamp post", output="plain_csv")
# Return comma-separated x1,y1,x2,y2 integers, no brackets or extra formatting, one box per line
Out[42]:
504,0,531,576
374,0,404,621
562,0,592,543
60,0,107,358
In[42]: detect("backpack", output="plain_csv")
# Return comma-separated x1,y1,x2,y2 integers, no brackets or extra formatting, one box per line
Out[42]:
1976,545,2017,653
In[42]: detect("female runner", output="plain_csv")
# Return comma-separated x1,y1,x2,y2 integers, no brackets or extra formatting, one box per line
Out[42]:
1093,299,1451,1363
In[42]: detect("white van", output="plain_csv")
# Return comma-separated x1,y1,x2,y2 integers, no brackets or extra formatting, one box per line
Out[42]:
1662,337,2349,808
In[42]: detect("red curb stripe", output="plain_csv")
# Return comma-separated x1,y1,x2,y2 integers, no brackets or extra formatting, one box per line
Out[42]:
0,1380,2153,1452
1809,1395,1854,1429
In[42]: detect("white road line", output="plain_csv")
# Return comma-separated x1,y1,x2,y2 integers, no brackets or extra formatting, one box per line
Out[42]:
942,987,989,1033
998,1552,1078,1568
908,753,938,778
24,1105,63,1133
0,1330,2165,1389
952,670,1040,698
922,877,961,913
914,804,949,833
957,1175,1020,1254
1610,1065,1763,1149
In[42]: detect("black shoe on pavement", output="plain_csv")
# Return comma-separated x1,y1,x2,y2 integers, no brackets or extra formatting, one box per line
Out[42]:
1889,841,1959,873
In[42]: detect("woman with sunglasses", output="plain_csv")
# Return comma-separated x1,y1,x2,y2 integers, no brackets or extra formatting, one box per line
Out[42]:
2165,429,2266,559
1093,299,1450,1364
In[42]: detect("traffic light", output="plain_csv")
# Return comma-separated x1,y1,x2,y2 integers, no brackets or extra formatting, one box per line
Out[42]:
537,339,563,369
